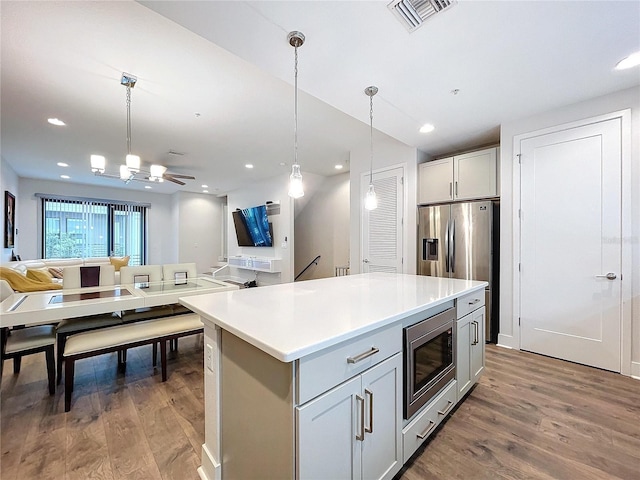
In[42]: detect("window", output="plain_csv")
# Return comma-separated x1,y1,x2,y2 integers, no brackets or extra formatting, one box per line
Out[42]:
40,196,147,265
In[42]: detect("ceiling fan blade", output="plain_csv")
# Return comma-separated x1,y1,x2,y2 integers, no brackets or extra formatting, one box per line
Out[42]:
165,176,186,186
165,173,195,180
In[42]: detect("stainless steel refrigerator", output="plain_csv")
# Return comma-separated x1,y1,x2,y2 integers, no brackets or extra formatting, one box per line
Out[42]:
417,200,499,342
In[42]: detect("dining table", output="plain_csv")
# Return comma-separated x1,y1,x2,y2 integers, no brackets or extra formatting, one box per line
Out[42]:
0,276,238,328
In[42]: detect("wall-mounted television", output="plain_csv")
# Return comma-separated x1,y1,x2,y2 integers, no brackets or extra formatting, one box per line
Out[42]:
232,205,273,247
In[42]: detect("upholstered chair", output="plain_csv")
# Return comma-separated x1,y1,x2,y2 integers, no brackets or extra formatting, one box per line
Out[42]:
62,264,116,289
119,265,174,323
56,264,121,384
162,263,197,283
0,280,56,394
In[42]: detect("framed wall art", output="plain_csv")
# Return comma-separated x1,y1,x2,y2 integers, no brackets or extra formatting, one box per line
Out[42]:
4,190,15,248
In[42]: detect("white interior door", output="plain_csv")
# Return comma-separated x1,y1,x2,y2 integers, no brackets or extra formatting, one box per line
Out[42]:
362,167,403,273
519,117,622,372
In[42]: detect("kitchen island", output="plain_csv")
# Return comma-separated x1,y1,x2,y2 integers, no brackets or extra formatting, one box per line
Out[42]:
180,272,487,480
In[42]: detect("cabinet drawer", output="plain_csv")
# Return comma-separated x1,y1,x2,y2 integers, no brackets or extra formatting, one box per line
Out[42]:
296,323,401,405
456,289,485,319
402,380,457,463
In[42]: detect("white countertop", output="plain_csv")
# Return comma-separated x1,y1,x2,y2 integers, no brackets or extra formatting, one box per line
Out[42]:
180,273,487,362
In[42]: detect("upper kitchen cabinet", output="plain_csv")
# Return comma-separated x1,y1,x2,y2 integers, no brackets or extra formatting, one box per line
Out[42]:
418,147,499,204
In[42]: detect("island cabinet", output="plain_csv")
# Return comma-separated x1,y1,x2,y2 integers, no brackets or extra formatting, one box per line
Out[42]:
456,289,486,401
297,353,402,480
217,322,403,480
418,147,498,204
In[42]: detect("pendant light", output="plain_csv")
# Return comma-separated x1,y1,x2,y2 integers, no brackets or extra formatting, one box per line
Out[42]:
364,86,378,211
122,73,140,179
287,31,305,199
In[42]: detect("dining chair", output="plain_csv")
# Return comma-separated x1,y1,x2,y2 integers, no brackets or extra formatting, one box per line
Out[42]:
56,264,122,384
162,263,197,283
120,265,174,324
0,279,55,394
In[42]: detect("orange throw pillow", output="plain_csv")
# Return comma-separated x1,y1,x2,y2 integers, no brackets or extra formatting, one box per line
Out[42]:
26,268,53,283
109,255,130,272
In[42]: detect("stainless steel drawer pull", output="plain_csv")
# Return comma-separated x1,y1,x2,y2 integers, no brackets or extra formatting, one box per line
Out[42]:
417,420,436,439
468,298,481,305
347,347,380,364
437,400,454,416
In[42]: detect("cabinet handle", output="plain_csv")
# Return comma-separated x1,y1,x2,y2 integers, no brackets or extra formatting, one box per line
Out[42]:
365,389,373,434
356,395,365,441
437,400,454,416
416,420,436,439
449,182,453,198
455,181,458,196
468,298,480,305
347,347,380,364
471,321,479,346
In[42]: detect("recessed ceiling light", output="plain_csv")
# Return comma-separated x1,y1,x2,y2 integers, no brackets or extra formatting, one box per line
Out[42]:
419,124,435,133
279,162,286,167
245,164,254,169
145,186,152,189
57,162,69,167
201,184,208,188
615,51,640,70
203,190,209,194
48,118,66,126
335,164,343,170
60,175,70,179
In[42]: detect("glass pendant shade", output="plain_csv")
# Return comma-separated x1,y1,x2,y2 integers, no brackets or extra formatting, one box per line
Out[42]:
119,164,131,180
288,164,304,198
126,154,140,173
364,183,378,210
91,155,106,173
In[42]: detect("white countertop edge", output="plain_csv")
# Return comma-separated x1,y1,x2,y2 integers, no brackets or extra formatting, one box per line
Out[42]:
181,281,487,363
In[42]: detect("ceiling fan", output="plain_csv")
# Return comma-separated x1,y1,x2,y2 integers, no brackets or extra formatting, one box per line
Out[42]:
145,164,195,186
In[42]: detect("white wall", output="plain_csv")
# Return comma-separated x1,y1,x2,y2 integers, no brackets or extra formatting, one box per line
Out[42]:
0,158,20,263
175,191,226,274
498,86,640,377
294,172,350,280
227,173,294,286
348,134,424,275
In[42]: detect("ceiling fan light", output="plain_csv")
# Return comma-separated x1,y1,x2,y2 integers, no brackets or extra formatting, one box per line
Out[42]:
150,164,167,178
288,164,304,198
126,154,141,173
90,155,106,174
365,184,378,210
120,164,132,180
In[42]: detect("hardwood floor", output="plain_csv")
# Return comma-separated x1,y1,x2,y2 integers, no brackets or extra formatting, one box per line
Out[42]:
2,342,639,479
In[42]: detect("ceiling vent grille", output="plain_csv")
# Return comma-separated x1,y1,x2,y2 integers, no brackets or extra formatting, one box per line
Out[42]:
388,0,457,32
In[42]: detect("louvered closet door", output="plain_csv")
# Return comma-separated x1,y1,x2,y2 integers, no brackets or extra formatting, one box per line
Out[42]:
362,167,404,273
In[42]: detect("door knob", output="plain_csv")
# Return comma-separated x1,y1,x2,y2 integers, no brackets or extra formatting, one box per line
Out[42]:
595,272,617,280
363,259,370,263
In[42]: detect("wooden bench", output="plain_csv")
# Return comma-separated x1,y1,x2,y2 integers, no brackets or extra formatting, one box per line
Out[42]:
63,313,203,412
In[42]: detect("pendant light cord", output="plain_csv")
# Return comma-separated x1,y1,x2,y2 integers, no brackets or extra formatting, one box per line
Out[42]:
294,44,299,166
126,85,132,155
369,94,374,185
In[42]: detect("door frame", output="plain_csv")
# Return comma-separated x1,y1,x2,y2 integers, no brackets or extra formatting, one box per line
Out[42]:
511,109,632,376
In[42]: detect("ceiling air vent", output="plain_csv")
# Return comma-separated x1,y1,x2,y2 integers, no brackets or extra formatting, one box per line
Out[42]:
388,0,457,32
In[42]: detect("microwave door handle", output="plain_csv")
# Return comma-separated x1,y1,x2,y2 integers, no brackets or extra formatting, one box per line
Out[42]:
444,219,450,273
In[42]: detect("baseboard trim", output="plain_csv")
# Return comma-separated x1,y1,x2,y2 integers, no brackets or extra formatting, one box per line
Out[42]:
631,361,640,380
199,444,221,480
497,333,518,350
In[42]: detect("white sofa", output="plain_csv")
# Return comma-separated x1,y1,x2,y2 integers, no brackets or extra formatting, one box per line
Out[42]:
2,257,121,284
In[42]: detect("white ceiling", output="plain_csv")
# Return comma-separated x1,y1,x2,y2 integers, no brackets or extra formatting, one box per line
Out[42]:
2,1,639,196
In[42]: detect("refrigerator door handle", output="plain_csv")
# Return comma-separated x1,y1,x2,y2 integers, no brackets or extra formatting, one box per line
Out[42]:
444,219,450,272
450,219,455,273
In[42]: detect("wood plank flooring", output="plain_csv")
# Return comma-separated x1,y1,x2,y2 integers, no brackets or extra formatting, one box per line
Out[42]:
2,342,639,479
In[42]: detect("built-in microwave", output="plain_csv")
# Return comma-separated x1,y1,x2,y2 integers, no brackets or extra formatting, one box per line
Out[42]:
404,307,456,420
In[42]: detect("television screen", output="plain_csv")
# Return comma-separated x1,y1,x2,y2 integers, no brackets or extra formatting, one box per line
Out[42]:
232,205,273,247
